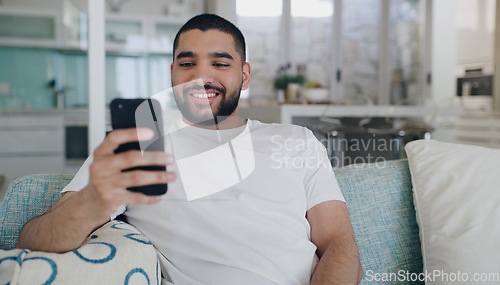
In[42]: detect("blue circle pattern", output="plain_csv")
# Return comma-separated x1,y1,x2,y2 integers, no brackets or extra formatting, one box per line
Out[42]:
124,268,150,285
73,242,116,264
0,252,57,285
156,258,160,285
0,249,26,266
124,233,152,245
0,224,156,284
111,222,132,231
24,257,58,285
0,255,17,264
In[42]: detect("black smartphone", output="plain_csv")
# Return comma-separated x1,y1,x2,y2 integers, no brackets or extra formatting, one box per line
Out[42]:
110,98,168,196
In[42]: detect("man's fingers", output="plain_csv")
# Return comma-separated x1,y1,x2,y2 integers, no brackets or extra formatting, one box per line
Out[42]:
90,151,173,178
90,170,175,206
117,170,174,189
94,128,155,158
111,170,176,205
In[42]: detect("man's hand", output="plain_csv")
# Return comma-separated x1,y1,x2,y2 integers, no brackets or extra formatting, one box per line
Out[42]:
81,127,175,223
16,127,176,252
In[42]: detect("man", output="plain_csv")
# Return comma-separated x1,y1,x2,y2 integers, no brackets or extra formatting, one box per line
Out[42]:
17,14,362,284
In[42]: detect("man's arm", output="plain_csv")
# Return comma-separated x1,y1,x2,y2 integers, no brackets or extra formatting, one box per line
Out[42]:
307,200,363,285
16,128,174,253
17,191,108,252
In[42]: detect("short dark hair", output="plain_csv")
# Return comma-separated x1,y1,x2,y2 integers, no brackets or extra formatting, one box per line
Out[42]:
173,14,246,64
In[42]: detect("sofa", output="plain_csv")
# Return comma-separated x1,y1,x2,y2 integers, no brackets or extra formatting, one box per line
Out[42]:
1,139,498,284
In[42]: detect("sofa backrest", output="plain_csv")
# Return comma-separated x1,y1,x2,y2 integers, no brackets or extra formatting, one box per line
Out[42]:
334,159,423,283
0,174,74,250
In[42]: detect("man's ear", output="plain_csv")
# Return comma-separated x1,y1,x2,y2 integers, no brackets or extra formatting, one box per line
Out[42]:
242,62,251,90
171,63,174,73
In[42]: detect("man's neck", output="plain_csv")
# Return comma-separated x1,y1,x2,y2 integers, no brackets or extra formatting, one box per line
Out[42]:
182,115,247,130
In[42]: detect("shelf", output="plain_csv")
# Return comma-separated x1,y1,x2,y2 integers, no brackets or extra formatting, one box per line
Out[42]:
103,14,182,54
0,7,60,48
0,7,181,55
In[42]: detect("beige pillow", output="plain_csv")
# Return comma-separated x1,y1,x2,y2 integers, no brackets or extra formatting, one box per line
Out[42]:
405,140,500,284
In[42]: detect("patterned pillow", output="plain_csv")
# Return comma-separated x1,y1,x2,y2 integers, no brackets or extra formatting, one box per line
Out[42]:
334,159,423,284
0,220,160,284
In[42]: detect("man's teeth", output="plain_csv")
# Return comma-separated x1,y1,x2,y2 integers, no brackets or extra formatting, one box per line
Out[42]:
192,93,217,99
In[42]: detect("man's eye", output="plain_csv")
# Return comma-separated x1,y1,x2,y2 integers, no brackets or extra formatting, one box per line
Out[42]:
214,63,230,67
179,62,194,67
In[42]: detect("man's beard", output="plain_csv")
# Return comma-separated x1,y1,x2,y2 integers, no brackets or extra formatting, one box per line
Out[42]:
173,83,241,126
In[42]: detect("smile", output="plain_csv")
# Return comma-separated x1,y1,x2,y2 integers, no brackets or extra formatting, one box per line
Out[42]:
191,93,217,99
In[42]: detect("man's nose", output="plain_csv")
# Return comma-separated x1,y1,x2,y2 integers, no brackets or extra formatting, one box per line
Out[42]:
194,62,215,84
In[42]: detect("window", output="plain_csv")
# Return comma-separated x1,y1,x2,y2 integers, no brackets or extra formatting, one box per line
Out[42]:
237,0,429,105
237,0,283,99
291,0,334,89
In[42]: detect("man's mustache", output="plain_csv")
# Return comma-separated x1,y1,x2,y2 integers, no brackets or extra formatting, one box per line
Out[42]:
183,84,226,96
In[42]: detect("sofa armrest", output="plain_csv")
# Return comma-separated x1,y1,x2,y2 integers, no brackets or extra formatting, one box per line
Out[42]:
0,220,160,284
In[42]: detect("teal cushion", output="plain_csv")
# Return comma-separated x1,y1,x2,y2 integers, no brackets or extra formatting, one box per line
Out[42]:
0,174,74,250
335,159,423,284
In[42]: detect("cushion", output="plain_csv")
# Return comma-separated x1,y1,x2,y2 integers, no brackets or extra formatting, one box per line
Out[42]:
335,159,423,284
0,174,74,250
0,220,160,285
405,140,500,284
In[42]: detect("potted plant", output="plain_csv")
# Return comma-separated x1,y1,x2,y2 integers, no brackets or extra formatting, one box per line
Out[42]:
273,63,306,103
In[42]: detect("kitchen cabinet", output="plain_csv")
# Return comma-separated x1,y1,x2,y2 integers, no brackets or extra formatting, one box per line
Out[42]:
104,14,183,54
0,0,206,112
0,1,87,49
0,2,192,54
0,114,64,201
0,6,60,48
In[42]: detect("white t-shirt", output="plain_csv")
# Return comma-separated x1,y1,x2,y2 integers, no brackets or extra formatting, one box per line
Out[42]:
62,119,345,285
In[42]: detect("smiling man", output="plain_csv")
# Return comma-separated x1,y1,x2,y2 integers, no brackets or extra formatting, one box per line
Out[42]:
170,17,250,129
16,14,362,284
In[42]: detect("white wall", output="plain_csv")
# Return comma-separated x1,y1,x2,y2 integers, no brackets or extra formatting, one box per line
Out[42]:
455,0,495,73
432,0,458,105
206,0,236,23
432,0,495,106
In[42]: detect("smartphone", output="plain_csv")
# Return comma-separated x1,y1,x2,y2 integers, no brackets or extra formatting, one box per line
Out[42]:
110,98,168,196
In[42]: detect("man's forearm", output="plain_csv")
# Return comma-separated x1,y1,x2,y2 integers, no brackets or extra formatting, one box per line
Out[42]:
16,192,108,253
310,240,363,285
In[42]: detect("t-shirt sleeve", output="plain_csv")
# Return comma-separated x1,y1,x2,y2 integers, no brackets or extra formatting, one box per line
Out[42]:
61,155,92,194
302,130,345,211
61,155,126,220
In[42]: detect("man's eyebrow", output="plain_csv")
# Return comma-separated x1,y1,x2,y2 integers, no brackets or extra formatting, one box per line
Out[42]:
176,51,196,59
209,52,234,60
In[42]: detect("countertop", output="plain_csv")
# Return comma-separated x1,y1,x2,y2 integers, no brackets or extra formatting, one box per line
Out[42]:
0,104,487,126
279,104,468,124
